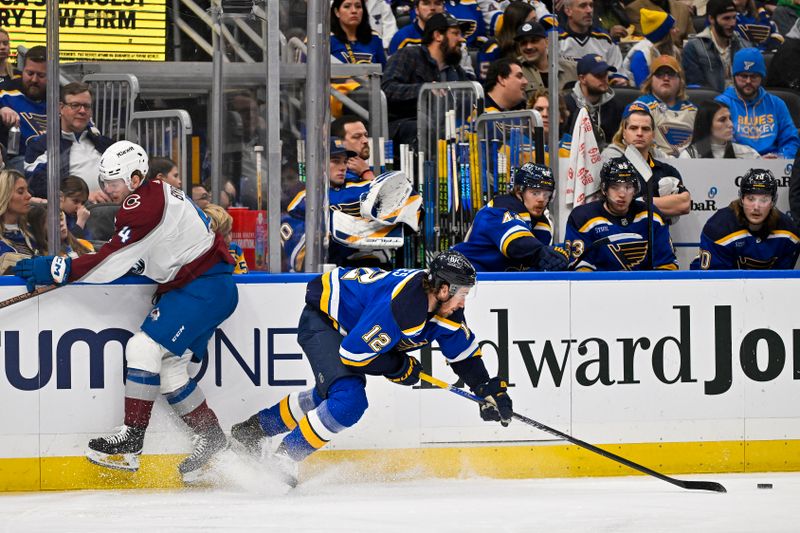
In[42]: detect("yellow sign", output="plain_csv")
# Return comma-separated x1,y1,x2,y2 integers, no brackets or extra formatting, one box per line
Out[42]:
1,0,166,62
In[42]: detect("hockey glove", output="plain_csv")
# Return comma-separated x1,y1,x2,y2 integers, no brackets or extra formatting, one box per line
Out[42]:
474,377,513,426
385,354,422,386
13,255,71,292
536,245,569,271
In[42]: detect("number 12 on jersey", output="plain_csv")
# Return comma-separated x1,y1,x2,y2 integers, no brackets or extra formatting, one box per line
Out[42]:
362,325,392,352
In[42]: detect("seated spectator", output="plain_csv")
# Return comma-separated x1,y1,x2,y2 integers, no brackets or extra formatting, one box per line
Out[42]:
383,12,475,146
330,0,386,67
27,205,94,258
622,9,681,88
625,0,694,43
601,102,691,219
565,157,678,271
515,21,551,99
528,89,568,160
691,169,800,269
681,100,761,158
682,0,751,92
715,48,800,159
203,203,248,274
789,145,800,222
0,29,19,86
147,157,181,188
0,45,47,169
59,175,91,238
331,115,375,181
476,1,536,80
0,169,41,274
733,0,783,51
765,19,800,91
563,54,625,150
389,0,445,54
634,55,697,157
365,0,398,49
559,0,630,87
192,184,211,209
25,82,114,202
484,57,529,112
453,162,568,271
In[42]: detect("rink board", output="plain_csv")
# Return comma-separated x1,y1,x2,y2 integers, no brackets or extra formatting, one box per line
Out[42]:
2,271,800,491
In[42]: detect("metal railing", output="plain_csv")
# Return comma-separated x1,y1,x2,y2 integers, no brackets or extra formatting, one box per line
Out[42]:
82,73,140,142
127,110,194,193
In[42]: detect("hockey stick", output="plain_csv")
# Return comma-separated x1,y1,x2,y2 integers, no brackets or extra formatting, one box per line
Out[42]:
418,372,727,493
0,284,59,310
567,236,612,271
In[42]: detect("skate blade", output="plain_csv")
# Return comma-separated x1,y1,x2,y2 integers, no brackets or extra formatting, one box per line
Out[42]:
228,442,298,488
181,442,232,485
86,450,141,472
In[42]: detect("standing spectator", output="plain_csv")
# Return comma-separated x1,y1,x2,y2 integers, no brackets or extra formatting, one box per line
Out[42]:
331,115,375,182
634,55,697,156
733,0,783,51
330,0,387,67
366,0,399,49
765,19,800,91
601,102,692,219
515,21,551,99
0,29,19,86
559,0,630,87
625,0,694,43
0,169,40,274
681,100,761,158
682,0,751,91
383,12,474,145
24,82,114,202
476,1,536,80
484,58,529,112
147,157,181,189
622,8,682,88
0,45,47,168
563,54,625,150
716,48,800,159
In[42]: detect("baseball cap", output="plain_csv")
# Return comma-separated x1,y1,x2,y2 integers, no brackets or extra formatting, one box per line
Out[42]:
622,101,653,119
706,0,736,18
424,12,472,40
649,54,682,75
330,137,357,158
515,21,546,41
577,54,617,76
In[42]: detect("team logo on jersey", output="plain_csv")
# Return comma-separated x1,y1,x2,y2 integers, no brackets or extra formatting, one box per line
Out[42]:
122,194,142,210
131,259,145,275
608,240,648,270
149,308,160,321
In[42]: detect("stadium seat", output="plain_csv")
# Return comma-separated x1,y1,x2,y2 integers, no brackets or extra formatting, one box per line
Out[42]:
767,88,800,129
85,203,120,244
686,88,721,109
692,16,706,35
612,86,644,111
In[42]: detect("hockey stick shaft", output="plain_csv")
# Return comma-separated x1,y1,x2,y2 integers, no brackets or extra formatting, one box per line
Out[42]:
0,284,59,310
418,372,726,493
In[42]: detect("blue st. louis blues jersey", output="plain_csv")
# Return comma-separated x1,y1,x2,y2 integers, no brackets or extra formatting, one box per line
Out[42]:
330,34,387,67
565,200,678,271
453,194,553,271
690,205,800,270
306,267,480,367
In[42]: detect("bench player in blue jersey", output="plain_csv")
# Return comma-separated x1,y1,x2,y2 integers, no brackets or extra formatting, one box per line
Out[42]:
565,157,678,271
454,162,568,271
229,251,513,485
691,169,800,270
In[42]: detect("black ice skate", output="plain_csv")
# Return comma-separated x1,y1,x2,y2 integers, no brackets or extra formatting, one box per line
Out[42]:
179,426,228,483
271,443,299,488
230,414,268,458
86,425,146,471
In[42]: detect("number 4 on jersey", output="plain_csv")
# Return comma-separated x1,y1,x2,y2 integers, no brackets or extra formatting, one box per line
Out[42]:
118,226,132,243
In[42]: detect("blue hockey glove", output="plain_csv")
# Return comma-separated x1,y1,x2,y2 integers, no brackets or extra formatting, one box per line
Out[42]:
13,255,71,292
536,246,569,271
385,354,422,386
474,378,513,426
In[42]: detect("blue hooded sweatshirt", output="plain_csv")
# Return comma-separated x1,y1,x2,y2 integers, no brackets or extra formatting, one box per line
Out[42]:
716,86,800,159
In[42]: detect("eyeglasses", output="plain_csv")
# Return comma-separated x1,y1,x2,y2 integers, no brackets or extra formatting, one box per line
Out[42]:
62,102,92,111
735,73,761,82
653,69,678,79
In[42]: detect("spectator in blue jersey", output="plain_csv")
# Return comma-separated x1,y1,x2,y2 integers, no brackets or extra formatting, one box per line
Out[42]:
621,8,681,89
680,100,761,159
406,0,494,47
0,169,41,274
0,29,18,86
692,169,800,270
565,157,678,271
454,162,568,271
388,0,445,54
330,0,387,67
0,45,47,169
715,48,800,160
633,55,697,157
331,115,375,182
25,82,114,202
476,1,536,80
229,250,513,486
733,0,783,51
484,57,529,112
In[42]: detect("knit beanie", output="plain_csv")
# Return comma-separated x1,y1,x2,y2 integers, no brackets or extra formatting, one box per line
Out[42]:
640,8,675,43
732,47,766,78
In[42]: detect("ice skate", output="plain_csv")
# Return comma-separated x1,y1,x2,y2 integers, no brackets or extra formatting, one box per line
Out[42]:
179,426,229,484
86,425,146,472
230,414,268,459
270,443,299,488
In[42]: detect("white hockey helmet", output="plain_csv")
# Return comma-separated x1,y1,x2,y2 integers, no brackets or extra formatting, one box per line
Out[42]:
98,140,149,191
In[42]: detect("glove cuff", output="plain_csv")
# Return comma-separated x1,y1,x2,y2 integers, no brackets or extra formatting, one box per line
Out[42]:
51,256,70,285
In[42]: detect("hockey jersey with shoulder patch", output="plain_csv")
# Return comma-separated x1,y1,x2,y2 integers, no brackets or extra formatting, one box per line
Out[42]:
68,179,233,292
453,194,553,271
565,199,677,271
306,267,481,367
690,206,800,270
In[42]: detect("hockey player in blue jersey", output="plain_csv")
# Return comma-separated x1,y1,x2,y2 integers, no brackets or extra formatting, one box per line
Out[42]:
454,162,568,271
229,251,513,486
691,169,800,270
565,157,678,271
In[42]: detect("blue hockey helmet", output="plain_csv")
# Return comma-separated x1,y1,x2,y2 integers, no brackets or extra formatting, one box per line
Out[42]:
739,168,778,202
600,157,641,195
513,163,555,193
428,250,476,296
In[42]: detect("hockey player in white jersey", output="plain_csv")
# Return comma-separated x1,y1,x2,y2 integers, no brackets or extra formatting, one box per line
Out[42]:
14,141,238,482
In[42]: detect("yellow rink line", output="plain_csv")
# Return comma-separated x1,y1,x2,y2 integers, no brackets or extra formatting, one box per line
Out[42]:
2,440,800,492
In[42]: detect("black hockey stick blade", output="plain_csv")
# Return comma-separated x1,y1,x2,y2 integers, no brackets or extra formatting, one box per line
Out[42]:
419,372,727,493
